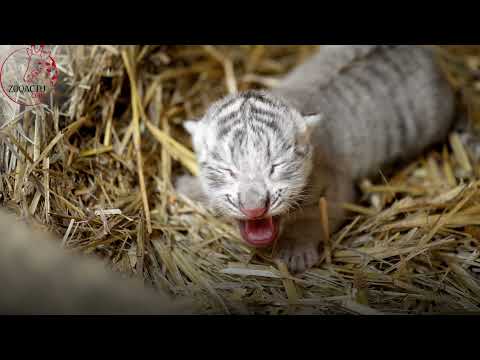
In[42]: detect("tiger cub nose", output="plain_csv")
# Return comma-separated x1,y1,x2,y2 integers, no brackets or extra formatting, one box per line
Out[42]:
240,207,267,219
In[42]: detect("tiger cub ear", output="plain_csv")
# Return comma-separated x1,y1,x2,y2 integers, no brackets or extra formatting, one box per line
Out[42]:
297,113,324,143
294,113,323,156
183,119,201,136
183,118,209,161
303,113,324,133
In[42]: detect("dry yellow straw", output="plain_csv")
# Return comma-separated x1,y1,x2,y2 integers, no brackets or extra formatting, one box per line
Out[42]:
121,50,152,234
320,197,332,265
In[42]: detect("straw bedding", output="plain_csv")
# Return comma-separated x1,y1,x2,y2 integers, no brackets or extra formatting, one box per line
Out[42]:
1,45,480,314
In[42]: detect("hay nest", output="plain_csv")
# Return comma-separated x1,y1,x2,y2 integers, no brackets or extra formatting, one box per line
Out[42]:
1,45,480,315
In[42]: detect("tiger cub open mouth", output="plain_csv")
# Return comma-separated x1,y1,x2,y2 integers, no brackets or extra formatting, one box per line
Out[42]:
238,216,281,247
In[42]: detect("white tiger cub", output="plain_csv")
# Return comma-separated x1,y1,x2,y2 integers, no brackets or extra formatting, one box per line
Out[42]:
176,45,457,273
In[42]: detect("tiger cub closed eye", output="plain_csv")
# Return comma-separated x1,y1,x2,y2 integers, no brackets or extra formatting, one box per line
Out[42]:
176,45,457,274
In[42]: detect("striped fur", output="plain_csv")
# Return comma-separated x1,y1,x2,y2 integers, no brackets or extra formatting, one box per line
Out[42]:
178,45,456,273
272,45,455,179
184,90,318,218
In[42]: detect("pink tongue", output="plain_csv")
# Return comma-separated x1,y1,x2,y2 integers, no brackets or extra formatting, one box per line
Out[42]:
245,217,274,244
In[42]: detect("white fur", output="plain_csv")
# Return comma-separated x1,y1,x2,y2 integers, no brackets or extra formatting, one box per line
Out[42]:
183,91,320,220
